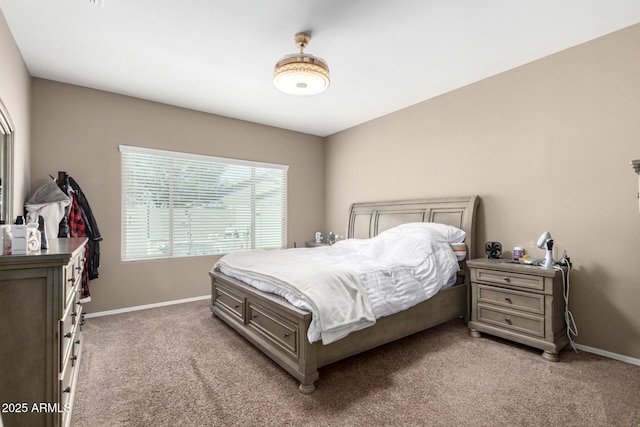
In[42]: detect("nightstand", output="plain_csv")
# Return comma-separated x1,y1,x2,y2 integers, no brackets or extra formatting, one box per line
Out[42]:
467,258,569,361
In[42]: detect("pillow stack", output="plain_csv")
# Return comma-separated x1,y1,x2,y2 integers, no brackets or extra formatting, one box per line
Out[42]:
450,243,467,261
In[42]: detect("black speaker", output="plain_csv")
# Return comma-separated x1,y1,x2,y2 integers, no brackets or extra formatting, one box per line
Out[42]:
485,241,502,259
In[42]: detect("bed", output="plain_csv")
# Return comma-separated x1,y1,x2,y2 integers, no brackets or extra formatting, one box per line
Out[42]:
209,196,479,393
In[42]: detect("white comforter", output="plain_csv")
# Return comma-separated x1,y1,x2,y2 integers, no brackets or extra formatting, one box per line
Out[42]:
214,222,465,345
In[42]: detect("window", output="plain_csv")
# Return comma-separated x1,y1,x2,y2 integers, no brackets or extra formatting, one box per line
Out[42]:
119,145,287,261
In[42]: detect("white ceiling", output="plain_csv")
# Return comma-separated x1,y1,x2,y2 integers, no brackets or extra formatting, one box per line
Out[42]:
1,1,640,137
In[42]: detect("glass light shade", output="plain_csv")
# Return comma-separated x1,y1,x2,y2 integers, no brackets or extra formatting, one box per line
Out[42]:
273,54,330,96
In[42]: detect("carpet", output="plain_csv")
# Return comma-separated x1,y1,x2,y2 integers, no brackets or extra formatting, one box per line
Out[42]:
72,300,640,426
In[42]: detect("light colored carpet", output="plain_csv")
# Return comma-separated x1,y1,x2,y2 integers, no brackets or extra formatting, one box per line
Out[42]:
72,300,640,426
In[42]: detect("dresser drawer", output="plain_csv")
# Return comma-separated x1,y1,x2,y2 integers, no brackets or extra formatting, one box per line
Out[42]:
475,268,545,291
60,306,74,368
477,304,545,338
64,254,84,304
60,350,74,407
248,301,298,357
71,335,81,367
213,283,245,321
64,262,77,306
59,347,77,426
477,284,545,314
60,294,82,370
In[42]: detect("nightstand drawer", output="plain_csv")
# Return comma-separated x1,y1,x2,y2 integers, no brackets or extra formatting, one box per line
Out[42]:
477,284,545,314
475,268,545,291
477,304,545,338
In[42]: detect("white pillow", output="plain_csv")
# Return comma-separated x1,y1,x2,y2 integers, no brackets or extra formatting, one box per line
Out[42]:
372,222,466,265
378,222,466,244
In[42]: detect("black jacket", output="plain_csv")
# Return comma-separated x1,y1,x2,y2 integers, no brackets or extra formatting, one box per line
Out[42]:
60,176,103,280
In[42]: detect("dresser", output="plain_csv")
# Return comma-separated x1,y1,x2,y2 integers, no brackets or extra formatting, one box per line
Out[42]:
467,258,569,361
0,238,87,427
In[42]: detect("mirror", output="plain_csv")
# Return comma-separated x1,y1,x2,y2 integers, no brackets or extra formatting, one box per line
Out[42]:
0,99,14,224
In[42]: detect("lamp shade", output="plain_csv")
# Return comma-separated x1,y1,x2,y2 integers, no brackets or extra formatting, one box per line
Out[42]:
537,231,551,249
273,33,330,96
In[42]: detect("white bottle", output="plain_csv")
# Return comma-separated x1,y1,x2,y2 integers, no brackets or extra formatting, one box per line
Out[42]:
27,223,41,254
11,216,27,255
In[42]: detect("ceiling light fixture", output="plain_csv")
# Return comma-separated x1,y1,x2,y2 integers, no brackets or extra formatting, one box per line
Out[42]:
273,32,330,96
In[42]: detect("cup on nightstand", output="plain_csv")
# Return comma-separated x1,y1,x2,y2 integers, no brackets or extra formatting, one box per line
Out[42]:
514,247,524,261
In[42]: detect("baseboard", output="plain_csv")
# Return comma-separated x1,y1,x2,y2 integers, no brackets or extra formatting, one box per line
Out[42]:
83,295,210,318
574,343,640,366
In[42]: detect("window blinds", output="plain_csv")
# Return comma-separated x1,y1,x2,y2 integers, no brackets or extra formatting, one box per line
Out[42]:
119,145,288,261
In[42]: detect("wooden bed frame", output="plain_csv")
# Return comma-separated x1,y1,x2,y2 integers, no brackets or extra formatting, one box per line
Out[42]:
210,196,479,393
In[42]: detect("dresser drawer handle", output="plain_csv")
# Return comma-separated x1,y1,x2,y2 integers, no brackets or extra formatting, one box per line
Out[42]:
503,277,511,282
75,339,81,344
235,304,240,309
504,317,512,324
504,297,512,303
63,387,71,393
283,332,290,338
70,355,78,361
68,278,74,282
64,332,72,339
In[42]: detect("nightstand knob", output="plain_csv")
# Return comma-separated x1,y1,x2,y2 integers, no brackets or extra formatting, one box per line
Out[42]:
504,297,512,303
503,277,511,282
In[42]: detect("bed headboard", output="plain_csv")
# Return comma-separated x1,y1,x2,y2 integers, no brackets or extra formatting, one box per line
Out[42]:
347,196,480,260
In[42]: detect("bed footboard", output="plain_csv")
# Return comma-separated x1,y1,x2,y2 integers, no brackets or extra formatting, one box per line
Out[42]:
210,270,319,393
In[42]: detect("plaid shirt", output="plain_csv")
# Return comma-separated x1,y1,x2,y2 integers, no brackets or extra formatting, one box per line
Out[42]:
69,194,91,300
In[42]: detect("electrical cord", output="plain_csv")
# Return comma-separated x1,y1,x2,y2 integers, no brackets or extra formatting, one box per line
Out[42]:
554,250,578,352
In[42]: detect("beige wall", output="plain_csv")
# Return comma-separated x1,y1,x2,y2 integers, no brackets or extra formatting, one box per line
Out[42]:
0,9,30,219
325,24,640,359
30,80,324,313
